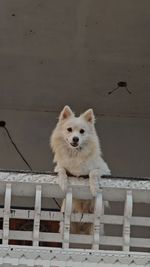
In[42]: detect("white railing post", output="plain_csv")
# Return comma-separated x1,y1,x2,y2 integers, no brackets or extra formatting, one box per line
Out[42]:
33,185,42,246
92,190,103,250
63,187,72,249
123,190,133,251
3,183,11,245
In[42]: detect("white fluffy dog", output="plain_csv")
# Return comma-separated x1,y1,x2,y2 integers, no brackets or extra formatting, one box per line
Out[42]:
50,105,110,234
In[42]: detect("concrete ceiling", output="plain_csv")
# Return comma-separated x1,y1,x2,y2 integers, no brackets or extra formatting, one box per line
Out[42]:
0,0,150,176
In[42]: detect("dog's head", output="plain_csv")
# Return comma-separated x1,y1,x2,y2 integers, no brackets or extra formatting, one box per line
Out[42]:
57,105,96,150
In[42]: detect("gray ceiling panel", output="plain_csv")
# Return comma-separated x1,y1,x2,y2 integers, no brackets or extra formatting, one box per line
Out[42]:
0,0,150,117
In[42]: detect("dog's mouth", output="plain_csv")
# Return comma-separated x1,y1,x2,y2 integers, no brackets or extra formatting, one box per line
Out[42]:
70,142,79,148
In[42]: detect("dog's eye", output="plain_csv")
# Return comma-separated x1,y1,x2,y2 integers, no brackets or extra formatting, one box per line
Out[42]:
80,129,85,134
67,127,72,132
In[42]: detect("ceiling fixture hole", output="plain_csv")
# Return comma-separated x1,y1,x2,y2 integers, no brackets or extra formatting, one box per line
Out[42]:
0,121,6,127
108,81,132,95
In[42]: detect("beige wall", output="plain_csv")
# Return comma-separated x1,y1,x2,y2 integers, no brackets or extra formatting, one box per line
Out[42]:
0,0,150,177
0,109,150,178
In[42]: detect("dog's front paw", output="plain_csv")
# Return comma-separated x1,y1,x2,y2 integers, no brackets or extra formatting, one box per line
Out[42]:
58,168,68,192
89,169,101,196
104,168,111,176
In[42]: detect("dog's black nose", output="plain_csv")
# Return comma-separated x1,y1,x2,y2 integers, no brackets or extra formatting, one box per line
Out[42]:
73,136,79,143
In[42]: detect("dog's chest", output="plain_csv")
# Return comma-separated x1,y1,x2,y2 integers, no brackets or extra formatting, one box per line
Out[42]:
59,153,96,176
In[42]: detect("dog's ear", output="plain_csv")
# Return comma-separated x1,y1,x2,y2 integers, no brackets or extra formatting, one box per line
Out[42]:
59,105,74,121
81,109,95,124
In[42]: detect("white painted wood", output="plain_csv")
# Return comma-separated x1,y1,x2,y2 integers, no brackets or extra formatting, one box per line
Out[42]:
130,237,150,248
100,201,105,243
70,234,93,244
0,208,95,223
0,245,150,265
0,230,2,239
3,208,150,228
9,230,32,241
33,185,42,246
1,171,150,202
99,236,122,246
123,190,133,251
131,216,150,226
62,187,72,249
2,183,11,245
1,171,150,258
9,230,62,243
7,228,150,249
92,190,103,250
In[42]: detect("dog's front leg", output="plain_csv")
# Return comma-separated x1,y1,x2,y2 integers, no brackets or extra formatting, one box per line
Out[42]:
89,169,102,197
55,166,68,192
89,169,110,208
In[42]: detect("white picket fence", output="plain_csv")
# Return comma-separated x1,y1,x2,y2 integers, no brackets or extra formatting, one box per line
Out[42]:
0,170,150,266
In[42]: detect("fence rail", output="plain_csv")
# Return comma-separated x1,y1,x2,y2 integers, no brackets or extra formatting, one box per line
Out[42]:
0,170,150,254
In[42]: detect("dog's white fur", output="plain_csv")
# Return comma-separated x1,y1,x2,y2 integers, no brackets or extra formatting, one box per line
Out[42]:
50,106,111,234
